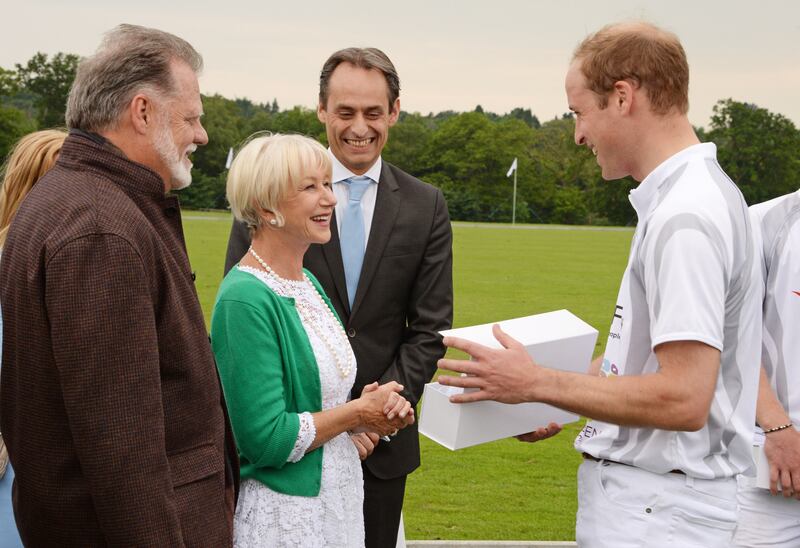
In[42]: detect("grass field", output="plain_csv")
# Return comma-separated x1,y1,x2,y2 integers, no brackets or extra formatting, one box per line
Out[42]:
182,210,634,541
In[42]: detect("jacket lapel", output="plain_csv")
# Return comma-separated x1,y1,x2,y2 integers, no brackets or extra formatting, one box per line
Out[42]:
351,165,400,316
320,210,350,314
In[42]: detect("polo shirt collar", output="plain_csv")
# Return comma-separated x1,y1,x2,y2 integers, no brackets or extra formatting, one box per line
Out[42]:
629,142,716,219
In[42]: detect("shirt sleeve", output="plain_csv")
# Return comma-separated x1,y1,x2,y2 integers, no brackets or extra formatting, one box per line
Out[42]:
641,211,728,351
287,412,316,463
211,296,301,469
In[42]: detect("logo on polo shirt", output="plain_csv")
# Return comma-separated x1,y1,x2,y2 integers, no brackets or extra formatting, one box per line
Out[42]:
600,358,620,377
576,423,601,443
612,305,623,326
608,304,623,341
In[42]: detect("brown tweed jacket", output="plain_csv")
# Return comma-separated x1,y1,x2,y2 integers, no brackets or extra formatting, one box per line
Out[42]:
0,131,238,547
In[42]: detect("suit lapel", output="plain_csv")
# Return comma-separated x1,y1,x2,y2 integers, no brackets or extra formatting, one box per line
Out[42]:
351,164,400,316
320,209,350,314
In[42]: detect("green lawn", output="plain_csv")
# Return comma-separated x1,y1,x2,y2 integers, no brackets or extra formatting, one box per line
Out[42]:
182,211,633,541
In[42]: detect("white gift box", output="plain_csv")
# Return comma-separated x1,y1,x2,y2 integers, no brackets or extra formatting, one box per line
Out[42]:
744,430,780,490
419,309,598,450
749,444,772,490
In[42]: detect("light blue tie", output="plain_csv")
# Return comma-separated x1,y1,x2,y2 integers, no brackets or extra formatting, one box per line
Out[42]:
340,176,372,308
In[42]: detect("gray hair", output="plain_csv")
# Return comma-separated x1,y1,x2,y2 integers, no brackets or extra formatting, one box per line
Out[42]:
319,47,400,110
65,24,203,132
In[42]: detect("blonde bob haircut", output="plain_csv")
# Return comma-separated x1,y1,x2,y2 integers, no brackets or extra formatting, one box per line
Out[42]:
0,129,68,248
227,133,331,231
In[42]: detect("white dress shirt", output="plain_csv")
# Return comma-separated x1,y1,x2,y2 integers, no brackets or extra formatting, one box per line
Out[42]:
329,151,381,250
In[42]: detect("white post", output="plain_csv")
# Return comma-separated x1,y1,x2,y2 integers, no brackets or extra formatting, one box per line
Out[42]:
396,512,406,548
512,167,518,225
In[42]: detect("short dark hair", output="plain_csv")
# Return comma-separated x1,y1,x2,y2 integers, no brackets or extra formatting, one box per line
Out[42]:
318,47,400,110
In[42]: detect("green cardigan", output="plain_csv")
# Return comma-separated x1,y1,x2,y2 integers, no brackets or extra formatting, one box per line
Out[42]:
211,266,340,497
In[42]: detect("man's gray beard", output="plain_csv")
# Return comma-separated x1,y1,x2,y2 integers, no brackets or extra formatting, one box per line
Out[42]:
153,121,192,190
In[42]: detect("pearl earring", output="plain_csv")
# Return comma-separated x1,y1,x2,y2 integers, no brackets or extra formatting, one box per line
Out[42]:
269,219,278,226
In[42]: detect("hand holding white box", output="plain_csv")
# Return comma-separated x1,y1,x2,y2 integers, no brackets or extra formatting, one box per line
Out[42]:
745,427,800,493
747,431,773,490
419,309,598,450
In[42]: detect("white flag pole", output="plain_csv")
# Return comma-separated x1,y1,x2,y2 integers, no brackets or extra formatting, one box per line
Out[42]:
506,158,518,225
512,167,518,225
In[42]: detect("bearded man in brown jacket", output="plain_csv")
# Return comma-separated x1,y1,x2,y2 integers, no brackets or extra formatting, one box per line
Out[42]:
0,25,238,546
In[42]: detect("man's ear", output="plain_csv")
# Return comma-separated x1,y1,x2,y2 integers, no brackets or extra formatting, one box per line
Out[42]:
130,94,152,135
613,80,635,115
316,102,328,124
388,98,400,126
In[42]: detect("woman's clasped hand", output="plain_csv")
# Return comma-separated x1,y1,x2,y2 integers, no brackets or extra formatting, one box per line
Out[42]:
354,381,415,436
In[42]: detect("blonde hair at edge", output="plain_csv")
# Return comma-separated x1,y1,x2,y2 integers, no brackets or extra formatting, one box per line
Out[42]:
227,133,332,231
0,129,68,248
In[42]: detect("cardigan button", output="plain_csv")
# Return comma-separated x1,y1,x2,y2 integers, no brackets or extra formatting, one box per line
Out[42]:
347,328,356,338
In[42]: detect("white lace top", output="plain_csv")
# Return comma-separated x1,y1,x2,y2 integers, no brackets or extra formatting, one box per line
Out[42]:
233,266,364,548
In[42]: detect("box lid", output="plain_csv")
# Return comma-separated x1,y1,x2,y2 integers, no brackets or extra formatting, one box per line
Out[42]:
440,309,597,348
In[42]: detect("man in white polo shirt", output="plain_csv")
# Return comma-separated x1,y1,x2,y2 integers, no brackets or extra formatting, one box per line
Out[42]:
438,22,762,547
733,190,800,547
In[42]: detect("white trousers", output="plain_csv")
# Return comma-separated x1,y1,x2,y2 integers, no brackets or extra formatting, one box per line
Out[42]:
733,481,800,547
576,459,737,548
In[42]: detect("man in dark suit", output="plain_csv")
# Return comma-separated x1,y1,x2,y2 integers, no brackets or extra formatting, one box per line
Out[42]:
1,25,238,546
225,47,453,547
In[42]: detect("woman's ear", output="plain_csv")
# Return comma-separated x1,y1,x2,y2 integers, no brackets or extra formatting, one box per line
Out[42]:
257,208,279,227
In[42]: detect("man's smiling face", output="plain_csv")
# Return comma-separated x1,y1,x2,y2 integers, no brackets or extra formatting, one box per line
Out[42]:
317,62,399,175
566,60,630,181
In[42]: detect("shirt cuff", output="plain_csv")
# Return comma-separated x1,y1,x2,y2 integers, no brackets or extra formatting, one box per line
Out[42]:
287,411,316,463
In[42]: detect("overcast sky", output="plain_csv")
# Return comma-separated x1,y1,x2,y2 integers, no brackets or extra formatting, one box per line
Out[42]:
4,0,799,128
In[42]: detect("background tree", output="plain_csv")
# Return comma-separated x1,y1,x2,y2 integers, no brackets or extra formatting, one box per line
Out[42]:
14,52,79,128
177,94,249,209
4,51,798,220
0,105,37,161
707,98,800,205
383,113,434,177
268,106,326,141
425,112,538,222
504,107,541,129
0,67,18,97
0,66,36,160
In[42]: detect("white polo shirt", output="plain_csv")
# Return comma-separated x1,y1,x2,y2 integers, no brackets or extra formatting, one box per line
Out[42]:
750,190,800,425
575,143,762,479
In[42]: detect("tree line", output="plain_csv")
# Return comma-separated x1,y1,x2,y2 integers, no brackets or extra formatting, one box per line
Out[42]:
2,52,799,225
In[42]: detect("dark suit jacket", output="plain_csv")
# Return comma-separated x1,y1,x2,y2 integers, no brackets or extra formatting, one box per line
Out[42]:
225,161,453,479
0,132,238,547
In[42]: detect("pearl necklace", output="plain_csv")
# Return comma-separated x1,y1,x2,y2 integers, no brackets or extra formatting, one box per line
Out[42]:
247,246,354,378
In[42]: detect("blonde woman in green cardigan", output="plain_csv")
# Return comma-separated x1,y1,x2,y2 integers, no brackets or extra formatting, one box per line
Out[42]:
212,134,414,547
